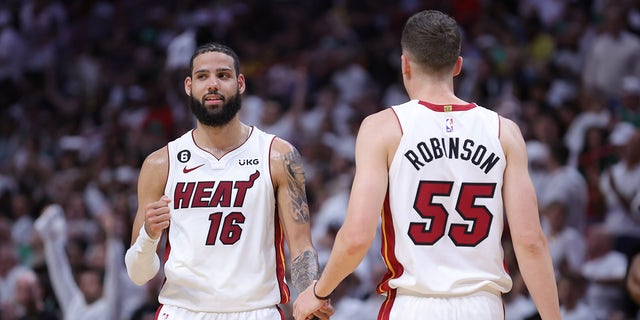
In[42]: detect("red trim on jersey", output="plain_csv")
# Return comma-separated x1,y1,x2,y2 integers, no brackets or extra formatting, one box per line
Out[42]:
268,136,276,187
377,288,397,320
163,230,171,262
418,100,476,112
274,209,290,304
154,303,164,320
390,108,403,136
164,144,170,187
377,193,404,294
189,126,255,160
268,134,289,302
276,305,285,320
157,229,171,293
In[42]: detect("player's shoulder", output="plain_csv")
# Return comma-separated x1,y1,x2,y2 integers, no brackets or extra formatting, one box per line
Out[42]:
357,108,401,141
268,137,303,170
498,115,527,156
498,115,524,140
142,146,169,170
361,107,397,131
268,137,304,186
270,136,297,156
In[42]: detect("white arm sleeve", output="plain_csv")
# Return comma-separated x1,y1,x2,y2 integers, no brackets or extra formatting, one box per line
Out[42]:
124,226,161,285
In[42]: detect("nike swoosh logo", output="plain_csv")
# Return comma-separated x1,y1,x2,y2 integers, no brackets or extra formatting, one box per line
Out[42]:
183,164,205,173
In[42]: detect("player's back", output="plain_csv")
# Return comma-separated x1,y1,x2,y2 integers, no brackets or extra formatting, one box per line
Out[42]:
379,100,512,297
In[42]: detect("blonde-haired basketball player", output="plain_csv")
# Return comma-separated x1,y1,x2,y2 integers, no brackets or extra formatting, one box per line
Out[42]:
294,10,561,320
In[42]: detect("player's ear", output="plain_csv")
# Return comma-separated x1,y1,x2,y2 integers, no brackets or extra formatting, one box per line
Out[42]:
184,76,192,96
453,56,463,77
237,74,246,94
401,54,411,80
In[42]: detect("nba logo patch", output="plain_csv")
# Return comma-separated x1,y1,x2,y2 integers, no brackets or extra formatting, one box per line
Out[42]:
445,118,454,133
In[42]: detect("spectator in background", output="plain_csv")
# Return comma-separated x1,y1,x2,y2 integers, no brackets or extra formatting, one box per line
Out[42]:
542,201,587,277
599,129,640,241
557,272,595,320
34,204,122,320
526,140,551,201
582,224,629,319
0,8,27,82
9,192,36,265
539,142,589,232
582,3,640,102
615,75,640,128
577,125,617,224
564,89,611,167
2,268,58,320
0,241,31,310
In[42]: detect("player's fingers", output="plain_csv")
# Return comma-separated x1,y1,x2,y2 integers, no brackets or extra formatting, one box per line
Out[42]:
311,312,329,320
312,303,334,319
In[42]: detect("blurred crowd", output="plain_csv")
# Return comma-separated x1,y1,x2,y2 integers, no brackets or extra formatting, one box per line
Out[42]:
0,0,639,319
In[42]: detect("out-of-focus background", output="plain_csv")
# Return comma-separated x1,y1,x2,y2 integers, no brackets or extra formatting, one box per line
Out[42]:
0,0,639,319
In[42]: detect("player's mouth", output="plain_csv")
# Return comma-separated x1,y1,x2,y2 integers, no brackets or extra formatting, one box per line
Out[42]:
203,94,224,106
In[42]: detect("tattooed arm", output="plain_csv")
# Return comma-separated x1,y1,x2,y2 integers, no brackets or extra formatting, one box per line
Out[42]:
270,137,319,292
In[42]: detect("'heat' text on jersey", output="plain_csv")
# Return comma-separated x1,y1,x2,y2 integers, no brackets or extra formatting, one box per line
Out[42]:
173,171,260,209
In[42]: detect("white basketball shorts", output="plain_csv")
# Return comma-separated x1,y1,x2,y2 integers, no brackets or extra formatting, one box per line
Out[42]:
383,291,504,320
155,304,284,320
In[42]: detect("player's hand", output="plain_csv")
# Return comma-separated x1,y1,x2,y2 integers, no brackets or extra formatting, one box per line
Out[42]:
310,301,334,320
144,195,171,239
293,281,333,320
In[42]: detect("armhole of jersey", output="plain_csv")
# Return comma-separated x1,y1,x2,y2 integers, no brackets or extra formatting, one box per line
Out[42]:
267,135,277,189
497,114,502,140
390,107,403,136
388,107,404,176
163,143,173,197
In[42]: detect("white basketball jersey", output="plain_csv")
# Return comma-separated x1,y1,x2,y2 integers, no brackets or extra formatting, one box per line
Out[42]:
160,127,289,312
378,100,512,301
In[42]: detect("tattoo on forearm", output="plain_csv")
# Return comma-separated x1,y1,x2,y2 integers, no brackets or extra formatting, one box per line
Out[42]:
284,148,310,224
291,250,319,293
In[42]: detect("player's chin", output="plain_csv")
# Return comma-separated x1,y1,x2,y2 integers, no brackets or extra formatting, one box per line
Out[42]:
203,101,223,109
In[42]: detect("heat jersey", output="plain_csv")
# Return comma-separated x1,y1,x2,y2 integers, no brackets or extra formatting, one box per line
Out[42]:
160,127,289,312
378,100,512,300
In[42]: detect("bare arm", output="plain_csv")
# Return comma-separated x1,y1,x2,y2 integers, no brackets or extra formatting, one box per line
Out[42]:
500,117,561,320
294,110,397,319
124,147,170,285
130,147,170,244
270,138,319,293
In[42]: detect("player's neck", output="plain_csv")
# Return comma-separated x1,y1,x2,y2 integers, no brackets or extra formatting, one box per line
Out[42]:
406,77,466,105
194,119,250,156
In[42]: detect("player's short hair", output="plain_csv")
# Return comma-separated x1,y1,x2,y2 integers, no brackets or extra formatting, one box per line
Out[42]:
189,42,241,77
401,10,461,72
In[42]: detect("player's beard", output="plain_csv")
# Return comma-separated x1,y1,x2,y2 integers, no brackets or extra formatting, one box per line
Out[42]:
189,89,242,127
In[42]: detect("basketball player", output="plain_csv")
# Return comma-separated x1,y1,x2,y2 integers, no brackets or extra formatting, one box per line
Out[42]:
294,10,561,320
125,42,332,320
